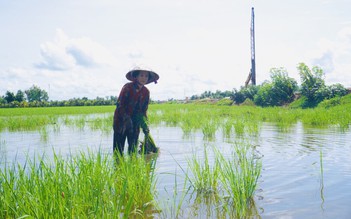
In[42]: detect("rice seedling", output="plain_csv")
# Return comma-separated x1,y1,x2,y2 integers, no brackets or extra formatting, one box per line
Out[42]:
245,119,261,137
0,150,158,218
74,116,86,130
0,106,115,117
183,141,262,218
62,115,74,126
2,116,55,132
162,110,182,127
186,147,220,194
233,120,245,136
201,120,218,140
2,102,351,135
39,127,49,142
222,118,233,139
180,117,194,135
114,152,159,217
215,142,262,218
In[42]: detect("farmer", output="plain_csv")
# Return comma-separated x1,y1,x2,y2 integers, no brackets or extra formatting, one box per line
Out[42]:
113,68,159,155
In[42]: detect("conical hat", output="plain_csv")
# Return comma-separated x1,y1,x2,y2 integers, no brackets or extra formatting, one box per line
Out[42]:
126,69,159,84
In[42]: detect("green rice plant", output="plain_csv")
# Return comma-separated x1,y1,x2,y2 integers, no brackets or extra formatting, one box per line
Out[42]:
0,106,115,117
245,119,261,137
202,120,218,140
62,115,73,126
162,110,182,126
39,127,49,142
114,152,158,216
73,116,86,130
2,102,351,135
186,147,220,194
0,118,5,132
233,120,245,136
146,108,163,126
332,106,350,131
301,109,331,128
215,142,262,218
180,117,194,135
0,150,158,218
3,116,55,132
222,118,233,139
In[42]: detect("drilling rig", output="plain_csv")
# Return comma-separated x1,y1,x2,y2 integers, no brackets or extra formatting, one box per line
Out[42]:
245,7,256,87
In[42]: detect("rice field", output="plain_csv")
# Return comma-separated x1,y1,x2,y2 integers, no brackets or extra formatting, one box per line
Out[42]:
1,103,351,218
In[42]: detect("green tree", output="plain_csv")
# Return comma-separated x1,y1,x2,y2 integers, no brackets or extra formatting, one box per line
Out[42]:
297,63,325,106
253,68,297,107
254,82,275,107
231,85,259,104
328,83,348,98
270,67,298,105
0,96,6,105
15,90,25,102
4,91,15,103
25,85,49,102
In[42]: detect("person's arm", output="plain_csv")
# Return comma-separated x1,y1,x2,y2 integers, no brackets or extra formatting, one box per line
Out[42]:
117,84,131,117
141,90,150,117
114,84,133,133
141,89,150,134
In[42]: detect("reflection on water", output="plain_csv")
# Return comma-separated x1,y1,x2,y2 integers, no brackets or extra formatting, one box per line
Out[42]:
1,117,351,218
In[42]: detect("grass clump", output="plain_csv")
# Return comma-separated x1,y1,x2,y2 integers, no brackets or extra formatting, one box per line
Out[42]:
0,150,158,218
186,147,220,194
185,142,262,218
216,143,262,218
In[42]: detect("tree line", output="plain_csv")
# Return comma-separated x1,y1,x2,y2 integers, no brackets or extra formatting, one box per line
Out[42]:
2,63,349,108
0,85,117,108
191,63,349,108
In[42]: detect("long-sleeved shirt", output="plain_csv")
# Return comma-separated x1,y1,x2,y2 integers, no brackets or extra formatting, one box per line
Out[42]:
113,81,150,133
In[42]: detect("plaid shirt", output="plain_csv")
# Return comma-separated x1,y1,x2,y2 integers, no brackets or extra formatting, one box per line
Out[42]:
114,81,150,132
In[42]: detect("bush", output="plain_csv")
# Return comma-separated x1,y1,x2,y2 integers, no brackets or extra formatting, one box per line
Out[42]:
254,68,298,107
232,85,258,104
216,98,233,106
318,96,342,108
254,82,275,107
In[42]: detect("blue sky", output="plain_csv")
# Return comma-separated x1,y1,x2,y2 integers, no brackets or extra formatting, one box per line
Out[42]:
1,0,350,100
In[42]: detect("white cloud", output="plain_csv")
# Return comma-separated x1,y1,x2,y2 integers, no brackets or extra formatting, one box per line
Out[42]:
312,50,334,74
35,29,116,71
2,0,351,101
309,26,351,86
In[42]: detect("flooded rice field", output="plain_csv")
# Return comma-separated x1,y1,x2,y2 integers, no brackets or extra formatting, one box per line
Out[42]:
1,113,351,218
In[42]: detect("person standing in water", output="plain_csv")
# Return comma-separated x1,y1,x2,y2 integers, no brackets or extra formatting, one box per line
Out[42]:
113,69,159,155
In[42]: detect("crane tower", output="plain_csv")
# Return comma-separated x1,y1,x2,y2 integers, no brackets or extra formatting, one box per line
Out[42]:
245,7,256,87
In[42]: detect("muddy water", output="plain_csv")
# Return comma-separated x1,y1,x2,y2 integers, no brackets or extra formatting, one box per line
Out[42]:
1,118,350,218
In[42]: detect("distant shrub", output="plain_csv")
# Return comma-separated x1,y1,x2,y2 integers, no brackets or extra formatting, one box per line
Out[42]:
216,98,233,106
318,93,351,108
232,85,258,104
289,96,307,109
318,96,342,108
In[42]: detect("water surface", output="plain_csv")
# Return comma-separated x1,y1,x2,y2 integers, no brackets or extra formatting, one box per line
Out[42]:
1,117,350,218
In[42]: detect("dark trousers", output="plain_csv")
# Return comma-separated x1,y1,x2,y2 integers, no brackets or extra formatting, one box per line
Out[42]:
113,129,140,155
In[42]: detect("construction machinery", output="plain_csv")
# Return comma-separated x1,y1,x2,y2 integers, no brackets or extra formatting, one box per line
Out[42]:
245,7,256,87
